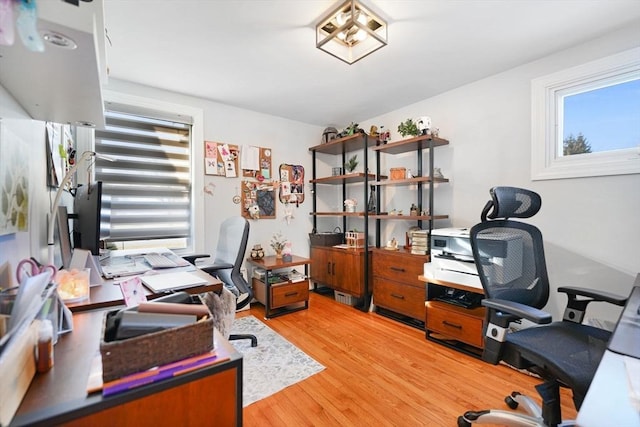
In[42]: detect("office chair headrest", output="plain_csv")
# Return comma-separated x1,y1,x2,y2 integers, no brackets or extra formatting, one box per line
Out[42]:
480,186,541,222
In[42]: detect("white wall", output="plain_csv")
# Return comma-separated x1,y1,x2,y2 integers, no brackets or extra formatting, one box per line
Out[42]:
103,79,322,262
0,85,47,285
361,24,640,323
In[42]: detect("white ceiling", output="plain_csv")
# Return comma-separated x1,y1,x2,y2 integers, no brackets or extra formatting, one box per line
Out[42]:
103,0,640,127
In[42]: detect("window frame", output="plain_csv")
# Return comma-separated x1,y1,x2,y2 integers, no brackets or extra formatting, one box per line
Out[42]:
93,90,205,255
531,47,640,180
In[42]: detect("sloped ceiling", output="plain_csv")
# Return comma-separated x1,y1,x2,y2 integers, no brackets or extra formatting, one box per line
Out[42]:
103,0,640,126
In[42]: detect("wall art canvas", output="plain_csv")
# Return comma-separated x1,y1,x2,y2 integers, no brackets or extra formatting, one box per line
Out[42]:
0,124,30,235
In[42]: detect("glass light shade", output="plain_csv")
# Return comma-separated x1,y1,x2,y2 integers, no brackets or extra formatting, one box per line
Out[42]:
316,0,387,65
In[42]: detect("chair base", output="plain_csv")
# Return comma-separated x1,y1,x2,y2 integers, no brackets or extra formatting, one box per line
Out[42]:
230,333,258,347
458,389,576,427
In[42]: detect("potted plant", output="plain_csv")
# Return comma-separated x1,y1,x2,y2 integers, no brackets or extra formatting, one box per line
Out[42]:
344,199,357,213
397,118,420,138
270,231,287,258
344,154,359,173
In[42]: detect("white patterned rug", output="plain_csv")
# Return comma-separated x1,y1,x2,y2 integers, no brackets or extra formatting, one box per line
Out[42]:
229,315,325,407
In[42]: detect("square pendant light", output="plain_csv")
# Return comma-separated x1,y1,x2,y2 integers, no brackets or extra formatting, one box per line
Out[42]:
316,0,387,65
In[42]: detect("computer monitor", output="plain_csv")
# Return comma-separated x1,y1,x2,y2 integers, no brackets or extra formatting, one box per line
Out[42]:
56,205,73,269
73,181,103,256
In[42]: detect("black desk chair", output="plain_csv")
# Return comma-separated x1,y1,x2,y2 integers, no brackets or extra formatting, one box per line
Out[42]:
185,216,257,347
458,187,626,427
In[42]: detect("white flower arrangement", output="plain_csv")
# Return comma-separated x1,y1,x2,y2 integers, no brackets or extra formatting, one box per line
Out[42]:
343,199,357,207
270,231,287,252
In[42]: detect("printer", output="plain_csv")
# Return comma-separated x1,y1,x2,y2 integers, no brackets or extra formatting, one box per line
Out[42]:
424,227,523,289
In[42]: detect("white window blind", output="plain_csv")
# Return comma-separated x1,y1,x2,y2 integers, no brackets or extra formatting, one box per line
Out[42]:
94,110,192,244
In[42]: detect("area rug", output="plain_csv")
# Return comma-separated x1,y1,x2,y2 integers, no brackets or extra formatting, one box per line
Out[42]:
229,315,325,407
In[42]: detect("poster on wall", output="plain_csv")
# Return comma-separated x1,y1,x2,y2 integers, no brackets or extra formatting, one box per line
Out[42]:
278,164,304,205
204,141,239,177
241,146,272,180
0,124,30,235
240,180,276,220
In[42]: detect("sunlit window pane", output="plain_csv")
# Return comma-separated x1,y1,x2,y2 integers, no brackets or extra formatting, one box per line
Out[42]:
561,79,640,156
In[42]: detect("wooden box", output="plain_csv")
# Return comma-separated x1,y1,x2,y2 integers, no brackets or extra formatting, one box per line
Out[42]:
0,322,37,427
389,167,406,180
100,309,213,382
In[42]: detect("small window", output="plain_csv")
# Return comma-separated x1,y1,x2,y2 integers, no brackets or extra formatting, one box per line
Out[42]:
531,48,640,180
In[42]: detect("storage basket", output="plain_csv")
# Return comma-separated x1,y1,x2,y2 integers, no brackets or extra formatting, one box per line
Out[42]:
390,167,407,180
309,229,343,246
100,309,214,382
334,291,357,306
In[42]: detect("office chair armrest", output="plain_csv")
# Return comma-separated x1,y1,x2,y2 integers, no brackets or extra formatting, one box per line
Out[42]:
482,298,553,325
182,254,211,265
558,286,627,323
199,262,234,274
558,286,627,306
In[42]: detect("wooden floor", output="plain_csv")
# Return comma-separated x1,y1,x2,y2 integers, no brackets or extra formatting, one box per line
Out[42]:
240,292,578,426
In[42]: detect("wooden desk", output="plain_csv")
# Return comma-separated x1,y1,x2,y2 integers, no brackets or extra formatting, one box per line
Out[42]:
246,255,310,318
419,276,486,358
576,281,640,427
66,268,222,313
11,309,242,427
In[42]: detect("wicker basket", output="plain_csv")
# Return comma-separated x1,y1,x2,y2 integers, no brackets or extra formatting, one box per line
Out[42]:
100,310,214,382
309,231,343,247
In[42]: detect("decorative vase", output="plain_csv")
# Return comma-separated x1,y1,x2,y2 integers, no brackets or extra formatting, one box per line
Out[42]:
275,249,283,259
367,185,376,213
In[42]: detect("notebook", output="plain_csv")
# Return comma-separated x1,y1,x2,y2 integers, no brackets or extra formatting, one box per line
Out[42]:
140,271,208,293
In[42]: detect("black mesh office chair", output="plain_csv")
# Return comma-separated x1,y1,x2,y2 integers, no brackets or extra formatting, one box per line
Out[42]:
458,187,626,427
185,216,257,347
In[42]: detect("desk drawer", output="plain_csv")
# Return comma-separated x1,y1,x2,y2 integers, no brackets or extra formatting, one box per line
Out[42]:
374,277,425,320
373,251,424,285
426,301,484,348
271,281,309,309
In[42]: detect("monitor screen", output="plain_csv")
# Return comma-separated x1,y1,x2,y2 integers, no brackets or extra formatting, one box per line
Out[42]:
56,205,73,269
73,181,103,256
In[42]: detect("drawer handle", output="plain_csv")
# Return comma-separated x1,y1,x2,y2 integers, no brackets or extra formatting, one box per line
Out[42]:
390,267,406,272
442,320,462,329
391,293,405,300
285,292,298,297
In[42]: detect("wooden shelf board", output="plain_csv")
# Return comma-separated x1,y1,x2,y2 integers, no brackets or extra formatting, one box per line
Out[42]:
369,214,448,221
309,133,377,155
310,212,367,217
371,135,449,155
310,173,378,184
373,177,449,186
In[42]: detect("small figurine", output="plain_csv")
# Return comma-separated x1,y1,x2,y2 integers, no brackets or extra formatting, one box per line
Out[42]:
410,204,418,216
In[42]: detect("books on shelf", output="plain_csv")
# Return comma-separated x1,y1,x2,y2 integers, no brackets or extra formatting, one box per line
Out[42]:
410,229,429,255
288,269,307,283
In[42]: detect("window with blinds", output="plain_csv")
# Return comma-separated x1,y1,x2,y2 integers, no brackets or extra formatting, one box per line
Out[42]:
94,109,193,250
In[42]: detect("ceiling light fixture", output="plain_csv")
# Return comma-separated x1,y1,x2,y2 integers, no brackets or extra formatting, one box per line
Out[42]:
316,0,387,65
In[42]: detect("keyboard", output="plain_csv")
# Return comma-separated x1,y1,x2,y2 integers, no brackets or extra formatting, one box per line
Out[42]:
143,253,178,269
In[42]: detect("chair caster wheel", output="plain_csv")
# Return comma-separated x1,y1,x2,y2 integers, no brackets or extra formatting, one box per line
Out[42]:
505,391,520,409
457,416,472,427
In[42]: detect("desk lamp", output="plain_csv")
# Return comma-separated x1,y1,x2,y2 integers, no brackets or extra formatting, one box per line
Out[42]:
47,151,114,266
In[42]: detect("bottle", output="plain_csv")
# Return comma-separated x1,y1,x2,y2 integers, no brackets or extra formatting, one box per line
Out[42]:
37,319,54,373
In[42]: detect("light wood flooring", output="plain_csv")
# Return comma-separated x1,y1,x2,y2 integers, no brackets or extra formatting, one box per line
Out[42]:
239,292,578,426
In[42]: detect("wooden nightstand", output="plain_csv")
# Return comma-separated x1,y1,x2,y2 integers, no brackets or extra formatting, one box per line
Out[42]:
246,255,311,318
